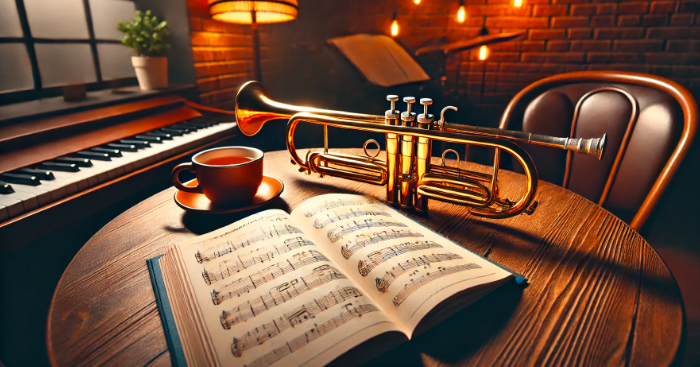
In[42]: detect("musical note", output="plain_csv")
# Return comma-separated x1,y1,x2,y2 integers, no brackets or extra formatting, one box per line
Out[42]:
303,198,376,217
202,237,315,285
244,303,380,367
392,263,483,307
210,250,328,305
313,207,390,229
375,253,463,293
220,265,347,329
340,229,424,259
230,287,363,357
194,223,304,263
357,241,443,276
327,219,407,243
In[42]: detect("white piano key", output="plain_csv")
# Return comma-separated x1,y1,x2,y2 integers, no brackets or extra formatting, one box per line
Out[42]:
1,190,39,211
10,184,52,206
0,196,24,218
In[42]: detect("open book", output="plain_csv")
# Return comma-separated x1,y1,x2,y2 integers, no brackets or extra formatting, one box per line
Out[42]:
149,194,523,367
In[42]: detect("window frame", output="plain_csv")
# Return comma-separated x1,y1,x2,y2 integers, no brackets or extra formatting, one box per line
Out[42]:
0,0,137,106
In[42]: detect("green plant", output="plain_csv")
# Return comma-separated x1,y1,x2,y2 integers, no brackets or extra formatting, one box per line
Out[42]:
117,10,170,57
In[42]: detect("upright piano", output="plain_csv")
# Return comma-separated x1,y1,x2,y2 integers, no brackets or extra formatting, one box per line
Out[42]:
0,88,239,253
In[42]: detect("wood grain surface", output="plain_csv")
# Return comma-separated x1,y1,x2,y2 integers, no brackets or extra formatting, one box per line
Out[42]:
47,149,684,367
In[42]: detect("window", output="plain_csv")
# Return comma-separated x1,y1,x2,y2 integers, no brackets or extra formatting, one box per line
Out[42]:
0,0,137,105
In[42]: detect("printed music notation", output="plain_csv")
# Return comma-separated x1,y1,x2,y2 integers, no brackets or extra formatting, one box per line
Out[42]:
303,198,376,217
194,223,303,263
357,241,443,276
341,229,424,259
392,263,483,307
202,237,315,285
210,250,328,305
375,253,463,293
245,303,380,367
328,219,407,243
313,207,389,229
231,287,363,357
220,265,347,329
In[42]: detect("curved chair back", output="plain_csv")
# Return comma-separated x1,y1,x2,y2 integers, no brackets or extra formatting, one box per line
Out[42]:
499,71,697,230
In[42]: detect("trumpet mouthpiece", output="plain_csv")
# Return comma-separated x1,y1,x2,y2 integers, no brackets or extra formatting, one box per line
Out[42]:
565,133,606,160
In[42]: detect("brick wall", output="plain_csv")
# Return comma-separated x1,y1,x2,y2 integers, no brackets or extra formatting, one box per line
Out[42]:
186,0,268,109
185,0,700,111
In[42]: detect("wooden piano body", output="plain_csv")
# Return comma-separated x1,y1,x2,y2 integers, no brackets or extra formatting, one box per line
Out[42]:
0,92,240,253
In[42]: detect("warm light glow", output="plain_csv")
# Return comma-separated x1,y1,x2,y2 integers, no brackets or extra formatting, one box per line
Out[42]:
512,0,524,7
414,0,421,4
478,45,489,60
457,6,466,23
209,0,298,24
391,19,399,36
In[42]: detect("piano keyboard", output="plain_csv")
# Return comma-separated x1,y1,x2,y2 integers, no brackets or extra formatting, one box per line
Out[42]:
0,118,236,222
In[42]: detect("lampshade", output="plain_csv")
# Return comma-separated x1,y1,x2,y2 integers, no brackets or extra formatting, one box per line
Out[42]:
209,0,298,23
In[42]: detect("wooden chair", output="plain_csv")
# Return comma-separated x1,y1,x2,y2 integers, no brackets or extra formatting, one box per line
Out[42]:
499,70,698,366
499,71,696,231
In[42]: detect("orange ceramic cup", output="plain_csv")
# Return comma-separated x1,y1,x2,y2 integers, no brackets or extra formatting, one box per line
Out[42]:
171,146,263,206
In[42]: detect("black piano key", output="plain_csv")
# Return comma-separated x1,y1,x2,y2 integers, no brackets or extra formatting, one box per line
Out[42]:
0,181,14,194
120,139,150,148
170,124,197,131
146,131,173,140
134,135,163,143
17,168,55,180
91,147,122,157
39,162,80,172
76,151,111,161
1,173,41,186
182,121,210,128
160,128,186,136
107,143,138,152
55,157,92,167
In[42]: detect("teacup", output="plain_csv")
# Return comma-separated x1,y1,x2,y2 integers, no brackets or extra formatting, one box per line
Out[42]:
171,146,263,206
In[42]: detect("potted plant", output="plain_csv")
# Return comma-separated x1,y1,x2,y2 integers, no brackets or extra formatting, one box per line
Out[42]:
117,10,170,90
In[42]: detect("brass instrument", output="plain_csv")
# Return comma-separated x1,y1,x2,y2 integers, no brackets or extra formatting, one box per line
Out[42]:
235,81,606,218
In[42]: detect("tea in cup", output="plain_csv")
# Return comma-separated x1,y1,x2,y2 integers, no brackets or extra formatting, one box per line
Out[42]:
171,146,263,206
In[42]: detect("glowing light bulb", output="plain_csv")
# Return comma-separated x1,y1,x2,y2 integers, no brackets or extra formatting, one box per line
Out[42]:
457,6,466,23
414,0,421,4
512,0,524,7
478,45,489,61
391,19,399,37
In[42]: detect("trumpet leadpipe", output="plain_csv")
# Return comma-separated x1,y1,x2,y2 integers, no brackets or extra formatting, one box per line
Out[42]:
439,122,607,160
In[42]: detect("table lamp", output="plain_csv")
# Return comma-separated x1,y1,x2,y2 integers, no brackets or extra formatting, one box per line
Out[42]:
208,0,298,82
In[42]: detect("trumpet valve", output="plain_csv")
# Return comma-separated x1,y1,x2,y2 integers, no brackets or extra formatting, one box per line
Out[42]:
401,97,417,125
418,98,434,127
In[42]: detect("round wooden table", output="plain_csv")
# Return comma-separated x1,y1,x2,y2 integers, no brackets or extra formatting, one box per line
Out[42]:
47,149,683,367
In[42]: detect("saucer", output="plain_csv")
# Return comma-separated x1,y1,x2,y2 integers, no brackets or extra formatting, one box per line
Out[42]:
174,175,284,214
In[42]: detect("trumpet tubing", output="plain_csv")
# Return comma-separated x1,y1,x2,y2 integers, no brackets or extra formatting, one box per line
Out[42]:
235,81,607,218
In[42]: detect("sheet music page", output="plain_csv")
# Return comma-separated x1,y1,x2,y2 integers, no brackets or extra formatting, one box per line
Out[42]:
290,194,513,336
174,209,400,367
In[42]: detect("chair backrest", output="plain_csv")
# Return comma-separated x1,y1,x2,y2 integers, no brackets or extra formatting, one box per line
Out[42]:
500,71,697,230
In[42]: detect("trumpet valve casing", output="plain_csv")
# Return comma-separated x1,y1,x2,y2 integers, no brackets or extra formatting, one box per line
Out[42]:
400,97,417,209
415,98,434,213
385,95,401,206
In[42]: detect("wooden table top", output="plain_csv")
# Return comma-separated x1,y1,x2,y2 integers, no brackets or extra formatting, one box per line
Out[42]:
47,149,683,367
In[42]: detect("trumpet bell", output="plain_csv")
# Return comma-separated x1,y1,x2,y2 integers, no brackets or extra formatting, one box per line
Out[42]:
235,81,288,136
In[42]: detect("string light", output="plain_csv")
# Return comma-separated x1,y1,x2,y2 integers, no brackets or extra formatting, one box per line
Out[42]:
414,0,421,4
478,45,489,60
457,0,467,23
512,0,525,7
391,10,399,37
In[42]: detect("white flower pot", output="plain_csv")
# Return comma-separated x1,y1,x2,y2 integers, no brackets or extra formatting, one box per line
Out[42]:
131,56,168,90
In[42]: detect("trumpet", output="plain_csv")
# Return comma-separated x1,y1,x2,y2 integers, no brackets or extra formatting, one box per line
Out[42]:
235,81,606,218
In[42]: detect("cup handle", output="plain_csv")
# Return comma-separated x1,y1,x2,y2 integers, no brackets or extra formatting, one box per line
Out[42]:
171,163,203,193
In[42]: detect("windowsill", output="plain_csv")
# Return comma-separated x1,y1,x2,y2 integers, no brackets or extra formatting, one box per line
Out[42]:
0,84,197,125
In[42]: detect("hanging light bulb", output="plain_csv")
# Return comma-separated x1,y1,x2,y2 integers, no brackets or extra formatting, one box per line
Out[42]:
391,19,399,36
414,0,421,4
512,0,526,7
478,45,490,61
457,1,467,23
